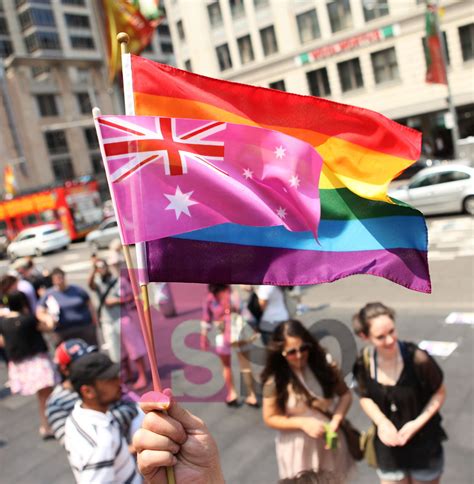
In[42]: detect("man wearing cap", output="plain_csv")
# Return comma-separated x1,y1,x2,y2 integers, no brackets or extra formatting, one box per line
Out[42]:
46,339,139,447
65,352,143,483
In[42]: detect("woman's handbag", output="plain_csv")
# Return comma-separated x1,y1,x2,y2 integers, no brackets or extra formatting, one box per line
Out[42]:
360,424,377,468
339,419,363,461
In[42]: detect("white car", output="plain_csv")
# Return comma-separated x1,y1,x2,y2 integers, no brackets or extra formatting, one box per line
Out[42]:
85,217,120,251
7,224,71,260
389,165,474,216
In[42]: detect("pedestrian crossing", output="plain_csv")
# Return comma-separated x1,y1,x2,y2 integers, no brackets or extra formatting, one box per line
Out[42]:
427,215,474,261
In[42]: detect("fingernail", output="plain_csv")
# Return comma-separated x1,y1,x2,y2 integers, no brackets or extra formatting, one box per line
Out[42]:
140,390,171,409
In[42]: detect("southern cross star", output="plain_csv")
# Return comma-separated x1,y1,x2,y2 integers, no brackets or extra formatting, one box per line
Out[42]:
164,186,197,219
289,174,301,188
276,207,287,219
275,145,286,160
243,168,253,179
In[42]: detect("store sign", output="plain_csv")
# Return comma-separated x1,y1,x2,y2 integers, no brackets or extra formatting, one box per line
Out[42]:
296,24,400,65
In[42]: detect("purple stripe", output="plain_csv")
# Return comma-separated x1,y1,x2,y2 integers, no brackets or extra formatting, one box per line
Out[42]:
146,238,431,293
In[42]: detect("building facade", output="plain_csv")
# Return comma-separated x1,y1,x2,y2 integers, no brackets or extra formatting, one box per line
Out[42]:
0,0,174,198
164,0,474,159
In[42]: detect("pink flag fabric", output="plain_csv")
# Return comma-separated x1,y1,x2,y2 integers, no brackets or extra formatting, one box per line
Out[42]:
95,115,323,245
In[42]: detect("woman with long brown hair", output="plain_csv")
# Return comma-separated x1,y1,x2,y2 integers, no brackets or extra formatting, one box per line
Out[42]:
261,320,354,483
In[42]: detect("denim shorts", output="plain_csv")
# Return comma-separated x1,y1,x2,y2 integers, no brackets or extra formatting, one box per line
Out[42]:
376,451,444,482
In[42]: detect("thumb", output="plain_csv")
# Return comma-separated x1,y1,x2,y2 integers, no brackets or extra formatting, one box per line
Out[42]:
167,397,207,432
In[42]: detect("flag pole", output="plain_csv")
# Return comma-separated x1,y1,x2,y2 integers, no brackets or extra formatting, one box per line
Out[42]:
92,106,161,392
432,0,460,159
116,33,176,484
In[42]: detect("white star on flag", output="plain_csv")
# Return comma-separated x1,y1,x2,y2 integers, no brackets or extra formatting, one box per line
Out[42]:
164,185,197,219
275,145,286,159
243,168,253,179
276,207,287,219
289,174,300,188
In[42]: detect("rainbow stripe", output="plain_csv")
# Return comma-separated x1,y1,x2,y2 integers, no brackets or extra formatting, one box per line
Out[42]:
130,55,430,293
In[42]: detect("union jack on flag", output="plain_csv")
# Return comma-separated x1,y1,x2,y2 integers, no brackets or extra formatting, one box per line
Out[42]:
95,114,323,245
98,115,227,180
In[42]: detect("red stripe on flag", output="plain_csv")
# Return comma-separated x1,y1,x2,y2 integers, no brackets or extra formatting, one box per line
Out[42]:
114,154,159,183
99,117,146,136
180,121,225,140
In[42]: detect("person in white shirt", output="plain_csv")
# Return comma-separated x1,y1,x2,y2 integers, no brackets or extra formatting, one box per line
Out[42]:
257,285,290,345
65,352,142,483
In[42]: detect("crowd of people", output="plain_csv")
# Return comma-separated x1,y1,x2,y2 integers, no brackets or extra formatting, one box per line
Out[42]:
0,253,448,484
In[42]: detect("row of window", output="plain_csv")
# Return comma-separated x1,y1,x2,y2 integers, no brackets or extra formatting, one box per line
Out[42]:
215,22,474,73
24,29,95,52
45,127,99,182
216,25,278,70
205,0,389,35
35,92,91,117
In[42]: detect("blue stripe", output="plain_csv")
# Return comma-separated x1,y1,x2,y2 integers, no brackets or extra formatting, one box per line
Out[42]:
174,216,427,252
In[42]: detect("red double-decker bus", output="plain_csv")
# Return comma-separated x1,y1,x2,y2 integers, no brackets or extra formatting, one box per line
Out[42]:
0,179,103,242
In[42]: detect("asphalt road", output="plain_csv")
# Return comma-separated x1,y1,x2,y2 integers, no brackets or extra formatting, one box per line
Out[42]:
0,214,472,484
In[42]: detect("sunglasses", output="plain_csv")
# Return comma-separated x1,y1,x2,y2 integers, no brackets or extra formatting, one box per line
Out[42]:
282,343,312,358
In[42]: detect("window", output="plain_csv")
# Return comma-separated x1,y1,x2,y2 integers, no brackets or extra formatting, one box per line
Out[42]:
296,9,320,44
216,43,232,71
327,0,352,33
269,80,286,91
18,8,56,30
76,92,91,114
230,0,245,18
160,42,173,53
32,65,51,79
422,32,450,65
254,0,269,8
51,157,75,182
90,153,104,174
157,24,170,36
459,24,474,61
64,13,90,28
307,67,331,97
176,20,185,41
0,39,12,58
61,0,85,5
238,35,254,64
84,127,98,149
184,59,192,71
260,25,278,56
36,94,58,116
25,31,61,52
207,2,222,27
409,174,440,188
44,130,68,155
363,0,389,22
337,58,363,92
70,35,94,49
438,171,470,183
371,47,399,84
0,17,8,35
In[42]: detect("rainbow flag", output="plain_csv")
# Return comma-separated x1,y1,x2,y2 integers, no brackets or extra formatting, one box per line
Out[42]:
130,55,430,293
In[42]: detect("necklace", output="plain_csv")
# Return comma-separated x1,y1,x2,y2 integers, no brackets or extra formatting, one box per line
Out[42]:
376,349,402,412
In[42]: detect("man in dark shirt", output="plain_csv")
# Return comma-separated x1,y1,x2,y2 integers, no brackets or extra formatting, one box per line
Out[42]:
36,267,98,345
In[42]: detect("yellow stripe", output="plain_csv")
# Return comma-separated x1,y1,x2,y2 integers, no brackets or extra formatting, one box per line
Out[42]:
134,93,413,201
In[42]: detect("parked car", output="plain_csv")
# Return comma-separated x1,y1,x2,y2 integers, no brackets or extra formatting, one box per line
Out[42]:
395,157,442,180
85,217,120,251
389,165,474,216
7,224,70,260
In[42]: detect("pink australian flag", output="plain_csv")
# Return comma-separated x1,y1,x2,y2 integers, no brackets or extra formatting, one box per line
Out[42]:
95,115,323,245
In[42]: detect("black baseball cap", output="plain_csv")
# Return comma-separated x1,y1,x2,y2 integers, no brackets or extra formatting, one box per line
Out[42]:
69,352,120,391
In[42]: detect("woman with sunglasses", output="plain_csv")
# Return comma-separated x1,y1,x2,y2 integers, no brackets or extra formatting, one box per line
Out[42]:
261,320,354,483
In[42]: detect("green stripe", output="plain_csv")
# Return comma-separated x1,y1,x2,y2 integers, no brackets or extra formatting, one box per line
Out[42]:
321,188,420,221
